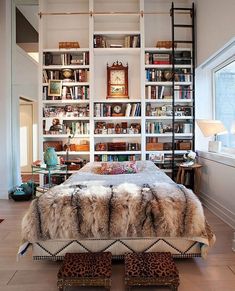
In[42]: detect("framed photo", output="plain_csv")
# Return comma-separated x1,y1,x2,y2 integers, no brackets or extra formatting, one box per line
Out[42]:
48,80,62,97
149,152,165,164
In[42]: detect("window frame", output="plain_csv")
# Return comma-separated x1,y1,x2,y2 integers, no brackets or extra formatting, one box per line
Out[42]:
212,54,235,152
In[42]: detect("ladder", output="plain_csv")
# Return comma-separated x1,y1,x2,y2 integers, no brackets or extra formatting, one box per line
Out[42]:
170,2,195,181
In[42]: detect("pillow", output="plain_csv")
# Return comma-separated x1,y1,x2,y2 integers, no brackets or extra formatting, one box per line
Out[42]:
99,161,138,175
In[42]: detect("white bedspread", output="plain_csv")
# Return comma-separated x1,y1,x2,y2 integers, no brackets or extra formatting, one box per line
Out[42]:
64,160,173,187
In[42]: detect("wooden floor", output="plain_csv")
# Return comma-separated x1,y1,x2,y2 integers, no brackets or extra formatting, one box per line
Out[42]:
0,199,235,291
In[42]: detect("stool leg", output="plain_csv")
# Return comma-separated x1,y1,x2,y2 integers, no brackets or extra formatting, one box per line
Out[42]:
194,168,201,196
176,168,182,184
180,168,185,185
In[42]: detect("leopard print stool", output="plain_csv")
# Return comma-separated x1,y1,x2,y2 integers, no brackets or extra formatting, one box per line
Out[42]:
57,252,112,290
124,252,179,291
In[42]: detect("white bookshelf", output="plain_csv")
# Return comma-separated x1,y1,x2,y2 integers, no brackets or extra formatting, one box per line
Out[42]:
39,0,194,175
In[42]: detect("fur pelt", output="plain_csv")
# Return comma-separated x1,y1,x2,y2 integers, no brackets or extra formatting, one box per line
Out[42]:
21,182,215,247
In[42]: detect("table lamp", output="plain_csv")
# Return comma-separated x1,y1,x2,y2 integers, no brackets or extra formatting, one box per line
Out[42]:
196,119,227,152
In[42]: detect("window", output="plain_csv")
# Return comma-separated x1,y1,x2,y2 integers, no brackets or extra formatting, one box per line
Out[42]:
214,57,235,149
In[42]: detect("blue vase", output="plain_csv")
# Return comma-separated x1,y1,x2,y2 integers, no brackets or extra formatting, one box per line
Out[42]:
44,147,57,167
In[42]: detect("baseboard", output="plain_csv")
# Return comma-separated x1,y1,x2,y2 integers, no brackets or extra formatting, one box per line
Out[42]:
200,191,235,230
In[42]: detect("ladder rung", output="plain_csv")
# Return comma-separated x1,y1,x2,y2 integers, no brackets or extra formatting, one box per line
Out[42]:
174,40,193,44
174,24,193,28
172,8,192,11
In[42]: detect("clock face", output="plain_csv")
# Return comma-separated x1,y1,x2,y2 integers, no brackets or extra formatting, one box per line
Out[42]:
110,70,125,84
113,105,122,114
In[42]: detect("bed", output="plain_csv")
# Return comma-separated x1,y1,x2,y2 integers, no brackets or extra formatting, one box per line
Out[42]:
21,161,215,260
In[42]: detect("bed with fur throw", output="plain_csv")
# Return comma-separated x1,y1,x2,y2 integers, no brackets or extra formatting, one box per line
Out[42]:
21,163,215,260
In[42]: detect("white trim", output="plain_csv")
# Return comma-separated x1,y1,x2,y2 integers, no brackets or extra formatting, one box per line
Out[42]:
197,150,235,168
201,191,235,230
199,37,235,69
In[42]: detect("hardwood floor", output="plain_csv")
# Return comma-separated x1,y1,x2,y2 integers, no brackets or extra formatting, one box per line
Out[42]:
0,199,235,291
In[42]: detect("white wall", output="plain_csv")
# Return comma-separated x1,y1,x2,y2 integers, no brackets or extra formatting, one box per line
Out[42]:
198,152,235,229
0,0,12,198
195,0,235,229
0,0,38,198
12,45,38,187
195,0,235,67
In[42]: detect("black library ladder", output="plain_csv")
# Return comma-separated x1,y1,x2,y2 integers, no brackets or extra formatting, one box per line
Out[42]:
170,2,195,180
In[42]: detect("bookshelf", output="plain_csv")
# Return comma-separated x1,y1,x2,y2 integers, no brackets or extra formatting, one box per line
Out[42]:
38,0,195,180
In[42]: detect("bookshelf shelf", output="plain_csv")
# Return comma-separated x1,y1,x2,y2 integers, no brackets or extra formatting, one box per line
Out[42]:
42,100,90,104
94,48,141,55
145,116,193,120
43,134,90,138
94,151,141,155
93,117,142,121
94,134,141,138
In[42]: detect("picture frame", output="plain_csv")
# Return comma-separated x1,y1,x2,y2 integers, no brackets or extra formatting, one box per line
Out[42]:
149,152,165,164
48,80,62,97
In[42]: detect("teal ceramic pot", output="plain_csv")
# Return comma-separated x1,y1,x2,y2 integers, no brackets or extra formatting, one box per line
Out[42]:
44,147,57,167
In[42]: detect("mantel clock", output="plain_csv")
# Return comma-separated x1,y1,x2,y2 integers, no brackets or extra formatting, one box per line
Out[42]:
107,61,129,98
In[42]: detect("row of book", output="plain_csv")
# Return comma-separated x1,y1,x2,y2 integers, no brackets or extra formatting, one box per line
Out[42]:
43,85,90,100
94,103,141,117
93,35,140,48
44,52,89,66
145,51,191,65
145,85,191,100
145,68,191,82
174,85,191,99
145,53,171,65
145,85,166,99
124,103,141,117
61,86,89,100
42,69,89,83
95,154,140,162
146,121,192,134
124,35,140,48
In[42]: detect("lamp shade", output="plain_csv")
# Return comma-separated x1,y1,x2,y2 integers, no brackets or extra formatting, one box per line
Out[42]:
230,121,235,134
196,119,227,137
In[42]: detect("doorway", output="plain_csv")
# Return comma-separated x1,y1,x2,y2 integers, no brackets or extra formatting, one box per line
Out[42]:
19,97,36,182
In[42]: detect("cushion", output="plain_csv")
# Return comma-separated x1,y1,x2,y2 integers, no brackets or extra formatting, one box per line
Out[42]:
99,161,138,175
124,252,179,278
57,252,112,279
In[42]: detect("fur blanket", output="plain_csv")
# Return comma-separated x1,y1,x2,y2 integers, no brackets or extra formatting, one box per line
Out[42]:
21,182,215,248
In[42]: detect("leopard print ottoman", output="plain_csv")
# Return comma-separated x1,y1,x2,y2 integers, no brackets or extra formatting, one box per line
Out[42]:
57,252,112,291
124,252,179,291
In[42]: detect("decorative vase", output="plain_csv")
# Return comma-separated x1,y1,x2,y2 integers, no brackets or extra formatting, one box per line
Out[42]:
44,147,58,167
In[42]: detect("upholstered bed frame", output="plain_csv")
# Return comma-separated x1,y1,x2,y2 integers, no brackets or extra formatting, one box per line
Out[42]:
32,237,203,260
21,161,215,260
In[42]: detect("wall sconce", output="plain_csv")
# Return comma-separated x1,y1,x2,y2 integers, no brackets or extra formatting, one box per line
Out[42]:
196,119,227,152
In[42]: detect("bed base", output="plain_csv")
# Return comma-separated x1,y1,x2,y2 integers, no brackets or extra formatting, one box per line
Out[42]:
32,237,202,261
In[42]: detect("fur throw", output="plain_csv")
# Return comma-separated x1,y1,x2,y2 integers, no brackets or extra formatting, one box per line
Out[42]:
21,182,215,247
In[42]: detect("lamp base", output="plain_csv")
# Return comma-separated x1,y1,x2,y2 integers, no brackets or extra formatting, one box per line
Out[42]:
208,141,222,153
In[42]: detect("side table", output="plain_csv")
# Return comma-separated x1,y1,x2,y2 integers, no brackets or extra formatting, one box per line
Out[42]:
32,164,67,195
176,163,203,195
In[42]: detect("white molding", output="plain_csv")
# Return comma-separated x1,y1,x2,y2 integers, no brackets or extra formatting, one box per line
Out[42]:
199,37,235,69
200,190,235,230
197,150,235,168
